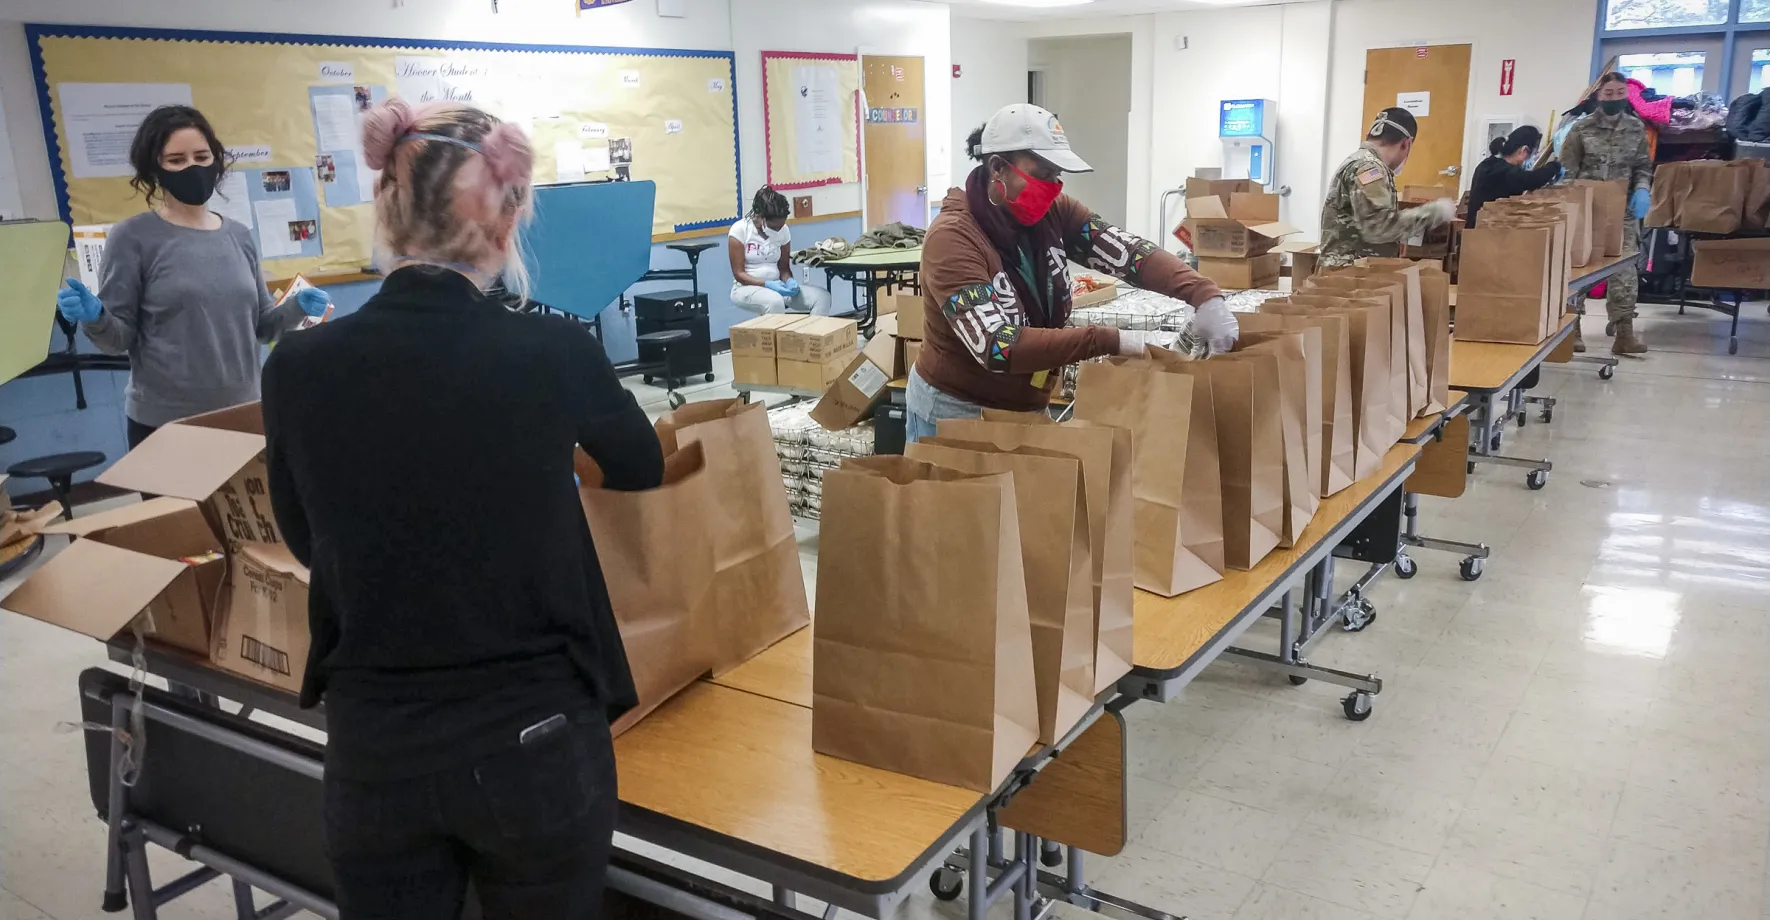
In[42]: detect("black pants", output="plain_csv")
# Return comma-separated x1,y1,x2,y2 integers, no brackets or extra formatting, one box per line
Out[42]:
126,418,157,449
324,712,618,920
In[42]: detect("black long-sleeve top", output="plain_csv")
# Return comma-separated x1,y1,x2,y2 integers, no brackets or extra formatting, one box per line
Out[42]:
262,266,663,779
1465,156,1564,228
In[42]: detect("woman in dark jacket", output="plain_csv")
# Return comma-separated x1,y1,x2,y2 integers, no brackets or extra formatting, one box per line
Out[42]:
1465,126,1561,228
262,98,662,919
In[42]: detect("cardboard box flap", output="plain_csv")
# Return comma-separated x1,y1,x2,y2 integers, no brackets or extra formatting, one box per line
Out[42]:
1228,192,1282,223
1242,220,1301,240
98,425,266,500
42,497,201,538
1277,240,1320,254
0,539,189,640
182,402,265,436
1186,196,1232,220
239,542,310,581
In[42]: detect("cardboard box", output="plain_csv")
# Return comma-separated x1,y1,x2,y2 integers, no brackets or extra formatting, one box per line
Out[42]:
1187,177,1259,205
1691,238,1770,289
98,403,281,548
777,356,852,391
1285,243,1321,283
730,314,806,358
775,316,858,364
1197,253,1282,290
810,350,893,430
732,354,778,387
903,340,922,370
863,327,903,378
212,543,311,693
1071,272,1119,308
1403,185,1455,202
1,498,226,656
1184,193,1299,259
876,290,921,318
895,302,924,341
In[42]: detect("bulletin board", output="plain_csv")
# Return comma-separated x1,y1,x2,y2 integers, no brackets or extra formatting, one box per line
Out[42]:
761,51,861,191
26,23,742,279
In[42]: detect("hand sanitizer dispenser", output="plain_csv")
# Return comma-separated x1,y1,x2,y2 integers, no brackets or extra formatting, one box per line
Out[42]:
1219,99,1276,187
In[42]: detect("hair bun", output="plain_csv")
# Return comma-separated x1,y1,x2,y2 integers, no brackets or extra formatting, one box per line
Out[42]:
361,99,417,170
477,121,534,188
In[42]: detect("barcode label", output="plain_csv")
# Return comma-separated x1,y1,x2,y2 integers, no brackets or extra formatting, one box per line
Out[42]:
240,636,291,676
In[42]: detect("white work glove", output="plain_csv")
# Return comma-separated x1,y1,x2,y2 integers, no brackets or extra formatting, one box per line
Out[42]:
1118,329,1178,356
1424,198,1457,224
1193,296,1239,356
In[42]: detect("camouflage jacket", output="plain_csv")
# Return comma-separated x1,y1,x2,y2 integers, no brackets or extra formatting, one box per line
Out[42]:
1560,112,1653,194
1318,145,1440,268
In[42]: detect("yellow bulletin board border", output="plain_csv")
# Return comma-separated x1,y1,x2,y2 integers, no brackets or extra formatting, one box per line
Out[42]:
761,51,861,191
26,23,742,271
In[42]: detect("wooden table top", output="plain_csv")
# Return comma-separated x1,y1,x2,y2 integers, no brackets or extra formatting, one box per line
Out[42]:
615,681,978,887
1132,441,1422,673
1402,389,1471,444
1450,313,1577,392
712,626,813,708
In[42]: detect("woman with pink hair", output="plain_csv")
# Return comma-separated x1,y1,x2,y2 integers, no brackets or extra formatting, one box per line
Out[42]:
261,99,661,918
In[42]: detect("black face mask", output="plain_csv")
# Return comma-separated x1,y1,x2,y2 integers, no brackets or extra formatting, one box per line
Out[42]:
156,161,221,206
1599,99,1629,116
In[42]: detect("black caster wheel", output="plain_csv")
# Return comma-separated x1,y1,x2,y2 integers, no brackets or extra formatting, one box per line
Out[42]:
1526,469,1548,490
1729,339,1739,356
1040,842,1063,867
1490,432,1503,452
1459,556,1485,581
668,391,687,409
1393,554,1418,579
1343,598,1377,632
1342,691,1374,722
704,373,716,382
1599,364,1615,380
1288,675,1309,686
1467,461,1476,475
929,868,963,901
1516,414,1526,429
1540,408,1554,424
642,375,654,385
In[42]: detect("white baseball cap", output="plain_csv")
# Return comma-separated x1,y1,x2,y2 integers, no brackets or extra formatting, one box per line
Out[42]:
976,103,1093,174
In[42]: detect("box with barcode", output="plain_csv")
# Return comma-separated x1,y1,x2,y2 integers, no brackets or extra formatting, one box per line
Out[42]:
212,543,311,693
811,350,893,430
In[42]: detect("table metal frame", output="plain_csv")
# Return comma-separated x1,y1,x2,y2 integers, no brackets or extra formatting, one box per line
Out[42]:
1391,399,1491,582
816,251,922,335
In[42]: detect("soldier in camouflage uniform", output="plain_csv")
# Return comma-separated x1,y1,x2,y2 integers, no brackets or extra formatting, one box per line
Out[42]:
1320,107,1457,268
1561,72,1654,355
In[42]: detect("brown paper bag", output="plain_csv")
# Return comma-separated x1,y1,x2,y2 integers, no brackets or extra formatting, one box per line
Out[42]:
907,438,1095,743
655,399,810,675
1645,163,1684,228
1458,222,1559,344
1575,179,1628,256
812,457,1040,792
1738,160,1770,231
1233,330,1321,546
1241,311,1355,495
1362,259,1452,415
1073,355,1225,596
1283,294,1401,475
1681,162,1748,234
936,418,1135,693
579,443,716,737
1526,185,1594,267
1164,351,1284,570
1310,274,1421,420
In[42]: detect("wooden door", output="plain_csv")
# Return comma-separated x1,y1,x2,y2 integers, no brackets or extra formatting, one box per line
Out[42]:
1362,44,1471,197
862,55,927,229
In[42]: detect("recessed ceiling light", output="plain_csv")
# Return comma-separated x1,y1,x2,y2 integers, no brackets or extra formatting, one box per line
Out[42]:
976,0,1096,8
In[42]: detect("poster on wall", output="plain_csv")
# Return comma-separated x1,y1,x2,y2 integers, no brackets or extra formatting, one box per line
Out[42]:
793,63,844,175
212,166,323,261
308,84,386,207
57,82,193,178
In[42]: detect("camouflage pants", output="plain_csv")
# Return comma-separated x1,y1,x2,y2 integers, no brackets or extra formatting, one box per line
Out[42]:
1605,217,1640,325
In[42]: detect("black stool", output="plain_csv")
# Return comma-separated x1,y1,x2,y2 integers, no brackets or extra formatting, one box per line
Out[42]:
634,329,692,409
7,451,106,520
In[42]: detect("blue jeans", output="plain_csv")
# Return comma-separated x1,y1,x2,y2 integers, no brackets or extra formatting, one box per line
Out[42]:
904,367,984,442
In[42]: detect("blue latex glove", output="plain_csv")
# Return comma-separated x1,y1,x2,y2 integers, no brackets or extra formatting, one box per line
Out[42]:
765,280,794,296
56,278,102,324
1630,188,1650,220
295,287,332,318
781,277,801,295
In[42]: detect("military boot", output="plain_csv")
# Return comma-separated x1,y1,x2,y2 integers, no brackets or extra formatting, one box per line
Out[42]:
1572,319,1586,353
1612,320,1649,356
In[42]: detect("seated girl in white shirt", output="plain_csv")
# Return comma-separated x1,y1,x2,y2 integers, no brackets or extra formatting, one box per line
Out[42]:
728,186,835,316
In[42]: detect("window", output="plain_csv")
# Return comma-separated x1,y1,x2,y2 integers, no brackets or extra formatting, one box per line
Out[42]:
1745,0,1769,23
1605,0,1729,31
1619,51,1707,94
1753,48,1770,91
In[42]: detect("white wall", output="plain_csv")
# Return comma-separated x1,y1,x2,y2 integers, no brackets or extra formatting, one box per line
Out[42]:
1030,34,1133,227
950,16,1028,192
730,0,952,222
1326,0,1600,197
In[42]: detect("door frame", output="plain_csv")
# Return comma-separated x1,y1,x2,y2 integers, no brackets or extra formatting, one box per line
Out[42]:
1360,40,1479,192
1599,34,1728,94
1730,28,1770,93
858,51,929,230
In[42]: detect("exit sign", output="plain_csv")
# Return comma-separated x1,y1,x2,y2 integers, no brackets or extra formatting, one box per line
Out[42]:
1500,59,1516,95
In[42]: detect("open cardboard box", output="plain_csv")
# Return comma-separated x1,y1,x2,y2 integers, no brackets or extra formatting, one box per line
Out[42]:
212,542,311,693
1183,193,1300,259
1,497,225,656
98,402,283,548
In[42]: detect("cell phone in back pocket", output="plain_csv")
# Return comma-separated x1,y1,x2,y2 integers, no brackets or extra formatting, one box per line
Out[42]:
518,713,569,746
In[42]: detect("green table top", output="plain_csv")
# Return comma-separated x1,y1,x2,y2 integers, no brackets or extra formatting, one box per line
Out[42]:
821,246,923,268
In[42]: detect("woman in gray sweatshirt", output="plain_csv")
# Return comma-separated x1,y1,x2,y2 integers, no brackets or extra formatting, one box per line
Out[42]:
55,105,332,447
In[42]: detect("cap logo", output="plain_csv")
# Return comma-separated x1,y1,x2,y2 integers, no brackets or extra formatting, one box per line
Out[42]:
1048,115,1069,148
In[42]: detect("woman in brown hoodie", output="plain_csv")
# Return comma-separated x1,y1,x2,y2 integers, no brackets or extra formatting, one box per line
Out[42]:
906,103,1237,440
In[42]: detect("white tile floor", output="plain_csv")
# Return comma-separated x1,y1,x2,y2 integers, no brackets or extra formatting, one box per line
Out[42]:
3,300,1769,920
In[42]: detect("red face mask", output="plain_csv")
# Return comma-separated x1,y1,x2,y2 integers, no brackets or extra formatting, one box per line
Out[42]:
998,161,1063,225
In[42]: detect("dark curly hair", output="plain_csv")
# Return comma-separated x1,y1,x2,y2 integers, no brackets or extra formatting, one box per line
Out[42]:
127,105,227,204
749,185,791,221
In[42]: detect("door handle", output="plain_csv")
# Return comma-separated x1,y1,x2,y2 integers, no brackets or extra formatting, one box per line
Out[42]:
916,185,927,195
1439,165,1460,177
